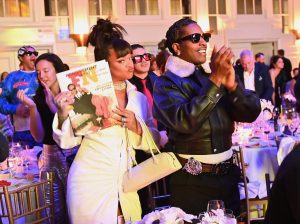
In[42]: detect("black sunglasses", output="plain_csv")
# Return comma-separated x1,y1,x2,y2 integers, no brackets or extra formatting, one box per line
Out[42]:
177,33,211,43
24,51,39,57
132,53,152,64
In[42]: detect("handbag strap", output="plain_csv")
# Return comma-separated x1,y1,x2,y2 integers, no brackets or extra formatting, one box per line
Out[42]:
135,114,161,155
125,127,138,166
125,115,161,168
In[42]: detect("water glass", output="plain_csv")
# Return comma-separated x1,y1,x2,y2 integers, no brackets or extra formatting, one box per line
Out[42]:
207,200,225,214
22,145,31,171
7,155,16,177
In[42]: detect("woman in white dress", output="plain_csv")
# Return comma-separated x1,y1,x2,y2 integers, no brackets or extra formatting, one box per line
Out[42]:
52,18,160,224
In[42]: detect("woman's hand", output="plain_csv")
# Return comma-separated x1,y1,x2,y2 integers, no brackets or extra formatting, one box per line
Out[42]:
16,90,36,109
41,81,58,113
91,95,110,118
112,106,142,135
54,91,75,123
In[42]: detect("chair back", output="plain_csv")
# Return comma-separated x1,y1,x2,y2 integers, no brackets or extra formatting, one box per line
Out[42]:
148,177,171,211
0,172,54,224
265,173,274,202
233,146,268,224
232,146,250,223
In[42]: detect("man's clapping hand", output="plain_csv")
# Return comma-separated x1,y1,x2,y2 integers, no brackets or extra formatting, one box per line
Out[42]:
209,45,236,92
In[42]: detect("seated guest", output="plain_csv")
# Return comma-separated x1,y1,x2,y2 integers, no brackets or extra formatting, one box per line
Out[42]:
235,49,273,101
153,18,261,216
265,144,300,224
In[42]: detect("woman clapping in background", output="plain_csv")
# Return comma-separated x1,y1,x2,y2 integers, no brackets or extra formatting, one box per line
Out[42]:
17,53,70,223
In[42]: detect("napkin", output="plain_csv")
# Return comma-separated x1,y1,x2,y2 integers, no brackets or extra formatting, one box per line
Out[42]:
138,207,197,224
277,137,297,165
239,182,260,199
0,180,11,186
200,209,236,224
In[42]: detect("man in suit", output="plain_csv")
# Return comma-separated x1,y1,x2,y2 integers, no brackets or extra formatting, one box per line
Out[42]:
235,49,273,101
255,52,269,68
129,44,157,115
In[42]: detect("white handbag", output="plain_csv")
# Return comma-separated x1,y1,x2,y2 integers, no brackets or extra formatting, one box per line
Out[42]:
122,119,182,193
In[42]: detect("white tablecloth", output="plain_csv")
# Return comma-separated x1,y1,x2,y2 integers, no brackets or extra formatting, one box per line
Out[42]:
235,135,279,199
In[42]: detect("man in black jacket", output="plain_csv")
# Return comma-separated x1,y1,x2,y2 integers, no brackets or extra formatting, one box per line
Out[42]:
235,49,273,101
153,18,261,216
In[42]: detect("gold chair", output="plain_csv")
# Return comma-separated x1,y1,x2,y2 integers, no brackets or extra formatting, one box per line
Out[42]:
232,146,268,224
0,172,54,224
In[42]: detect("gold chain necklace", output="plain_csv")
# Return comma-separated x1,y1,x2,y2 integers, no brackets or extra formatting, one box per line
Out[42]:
113,82,126,91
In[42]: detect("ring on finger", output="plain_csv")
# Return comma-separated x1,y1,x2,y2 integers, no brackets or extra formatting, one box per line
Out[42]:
121,116,127,123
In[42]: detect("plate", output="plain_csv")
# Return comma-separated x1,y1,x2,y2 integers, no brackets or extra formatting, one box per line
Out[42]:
248,136,261,143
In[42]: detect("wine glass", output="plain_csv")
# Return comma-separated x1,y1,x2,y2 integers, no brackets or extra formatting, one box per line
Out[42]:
207,200,225,215
7,146,17,177
283,107,300,136
278,116,287,135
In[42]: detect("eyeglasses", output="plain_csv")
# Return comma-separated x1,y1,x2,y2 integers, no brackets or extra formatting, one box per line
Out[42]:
177,33,211,43
132,53,152,64
24,51,39,57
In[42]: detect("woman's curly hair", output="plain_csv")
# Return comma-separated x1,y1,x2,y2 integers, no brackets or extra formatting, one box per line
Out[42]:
165,18,197,55
88,18,131,61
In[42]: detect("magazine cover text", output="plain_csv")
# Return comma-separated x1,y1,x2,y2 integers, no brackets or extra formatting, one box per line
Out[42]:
56,60,118,136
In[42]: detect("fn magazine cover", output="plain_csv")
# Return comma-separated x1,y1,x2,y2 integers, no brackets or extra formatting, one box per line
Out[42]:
56,60,118,136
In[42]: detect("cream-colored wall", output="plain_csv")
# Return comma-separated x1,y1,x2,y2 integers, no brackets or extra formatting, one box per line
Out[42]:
0,0,299,72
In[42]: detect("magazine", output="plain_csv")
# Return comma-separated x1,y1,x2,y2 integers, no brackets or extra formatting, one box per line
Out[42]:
56,60,118,136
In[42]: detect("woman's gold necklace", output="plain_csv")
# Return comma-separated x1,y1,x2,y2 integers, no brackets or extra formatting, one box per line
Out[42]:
113,82,127,91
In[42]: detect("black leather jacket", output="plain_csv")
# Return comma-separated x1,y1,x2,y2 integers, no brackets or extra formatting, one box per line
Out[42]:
153,67,261,155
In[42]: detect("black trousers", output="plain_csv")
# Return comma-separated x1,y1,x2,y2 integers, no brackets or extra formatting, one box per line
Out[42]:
169,164,241,216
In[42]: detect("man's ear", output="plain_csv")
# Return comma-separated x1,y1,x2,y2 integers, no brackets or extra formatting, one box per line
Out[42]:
172,43,181,56
18,56,23,62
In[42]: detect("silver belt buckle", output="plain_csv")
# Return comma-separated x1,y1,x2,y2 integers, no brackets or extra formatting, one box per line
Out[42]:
183,157,202,175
